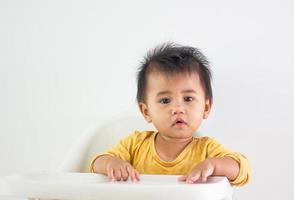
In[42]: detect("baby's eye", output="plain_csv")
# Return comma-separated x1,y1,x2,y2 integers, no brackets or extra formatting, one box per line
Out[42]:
159,98,170,104
184,96,193,102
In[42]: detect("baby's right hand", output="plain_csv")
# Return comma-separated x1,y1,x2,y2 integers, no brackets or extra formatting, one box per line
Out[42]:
105,156,140,182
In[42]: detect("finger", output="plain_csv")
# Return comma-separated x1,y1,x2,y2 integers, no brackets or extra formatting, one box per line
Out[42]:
121,167,129,181
108,168,115,181
187,172,201,184
126,166,136,182
178,175,186,182
134,170,140,181
201,167,213,182
114,168,122,181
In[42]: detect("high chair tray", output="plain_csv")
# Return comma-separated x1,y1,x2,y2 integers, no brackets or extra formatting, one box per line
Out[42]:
0,172,232,200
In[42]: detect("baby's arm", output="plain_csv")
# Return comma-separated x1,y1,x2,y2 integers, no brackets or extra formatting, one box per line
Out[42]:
179,137,251,185
92,155,140,182
179,157,239,183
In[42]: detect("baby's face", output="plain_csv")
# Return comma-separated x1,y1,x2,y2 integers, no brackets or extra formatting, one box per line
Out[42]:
140,71,211,140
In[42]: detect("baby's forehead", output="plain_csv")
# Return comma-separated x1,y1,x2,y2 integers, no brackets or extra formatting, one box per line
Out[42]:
146,71,203,93
144,73,206,101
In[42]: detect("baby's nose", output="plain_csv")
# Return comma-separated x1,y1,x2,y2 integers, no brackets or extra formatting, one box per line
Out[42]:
171,103,186,115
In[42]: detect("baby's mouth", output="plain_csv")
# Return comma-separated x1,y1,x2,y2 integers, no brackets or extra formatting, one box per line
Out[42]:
172,119,187,126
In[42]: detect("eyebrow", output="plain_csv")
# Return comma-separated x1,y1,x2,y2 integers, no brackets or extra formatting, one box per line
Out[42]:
182,89,198,94
156,89,197,97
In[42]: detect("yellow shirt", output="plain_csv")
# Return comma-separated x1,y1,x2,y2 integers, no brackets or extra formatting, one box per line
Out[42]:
90,131,251,186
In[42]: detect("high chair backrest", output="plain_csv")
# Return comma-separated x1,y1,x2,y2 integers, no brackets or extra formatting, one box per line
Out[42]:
59,112,201,173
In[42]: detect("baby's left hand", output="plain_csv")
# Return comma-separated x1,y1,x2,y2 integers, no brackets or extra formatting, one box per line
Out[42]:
178,158,216,184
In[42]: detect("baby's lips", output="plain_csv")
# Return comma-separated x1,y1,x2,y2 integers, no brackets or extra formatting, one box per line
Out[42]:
172,118,187,125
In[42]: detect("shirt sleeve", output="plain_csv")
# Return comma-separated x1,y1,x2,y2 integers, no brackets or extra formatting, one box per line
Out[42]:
206,137,252,186
89,132,139,173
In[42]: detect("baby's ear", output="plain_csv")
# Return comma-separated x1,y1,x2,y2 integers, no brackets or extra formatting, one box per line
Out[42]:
139,102,152,123
203,99,212,119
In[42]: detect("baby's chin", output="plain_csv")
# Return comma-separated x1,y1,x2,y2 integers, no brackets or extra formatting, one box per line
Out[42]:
157,132,194,142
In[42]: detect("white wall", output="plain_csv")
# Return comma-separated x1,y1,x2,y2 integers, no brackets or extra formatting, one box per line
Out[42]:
1,0,294,199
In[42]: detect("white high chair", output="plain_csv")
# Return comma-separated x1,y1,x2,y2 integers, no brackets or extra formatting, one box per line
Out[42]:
0,112,233,200
59,112,156,173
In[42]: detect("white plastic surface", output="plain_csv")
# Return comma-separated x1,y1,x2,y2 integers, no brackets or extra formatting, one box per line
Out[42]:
0,172,232,200
58,112,202,173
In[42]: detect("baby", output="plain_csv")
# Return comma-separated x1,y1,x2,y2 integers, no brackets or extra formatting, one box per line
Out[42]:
90,43,251,186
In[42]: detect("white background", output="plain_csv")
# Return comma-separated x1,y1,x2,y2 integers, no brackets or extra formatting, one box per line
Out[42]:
1,0,294,199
